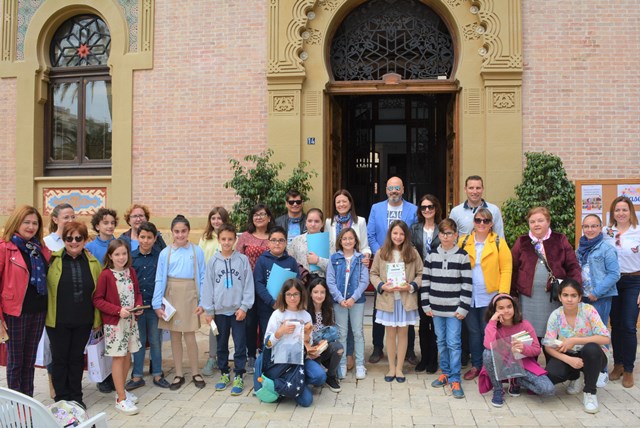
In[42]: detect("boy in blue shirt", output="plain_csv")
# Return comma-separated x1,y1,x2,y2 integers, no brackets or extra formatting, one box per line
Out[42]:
85,208,117,265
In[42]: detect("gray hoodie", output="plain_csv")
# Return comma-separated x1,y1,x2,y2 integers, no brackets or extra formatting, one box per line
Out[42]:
202,250,254,316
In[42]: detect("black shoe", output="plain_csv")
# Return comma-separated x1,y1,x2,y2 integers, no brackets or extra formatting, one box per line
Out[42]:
415,360,427,372
461,354,470,368
326,376,342,393
368,347,383,364
97,379,115,394
169,376,185,391
405,351,418,365
425,364,439,374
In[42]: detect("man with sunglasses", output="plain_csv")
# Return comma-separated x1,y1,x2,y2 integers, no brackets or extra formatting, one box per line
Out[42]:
275,190,307,243
367,177,418,364
450,175,504,238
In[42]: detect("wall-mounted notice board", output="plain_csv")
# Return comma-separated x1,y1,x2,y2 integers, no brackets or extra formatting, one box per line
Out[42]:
574,179,640,247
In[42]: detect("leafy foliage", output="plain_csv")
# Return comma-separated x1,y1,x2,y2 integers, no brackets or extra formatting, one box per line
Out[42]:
224,149,317,230
502,152,576,247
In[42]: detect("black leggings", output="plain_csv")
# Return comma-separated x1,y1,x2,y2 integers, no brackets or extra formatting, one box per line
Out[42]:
545,342,608,394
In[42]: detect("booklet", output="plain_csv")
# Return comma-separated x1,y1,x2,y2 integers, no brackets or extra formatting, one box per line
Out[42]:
386,262,407,288
161,297,176,322
511,330,533,360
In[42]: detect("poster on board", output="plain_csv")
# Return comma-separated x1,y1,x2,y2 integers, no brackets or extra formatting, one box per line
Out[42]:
581,184,603,214
618,184,640,204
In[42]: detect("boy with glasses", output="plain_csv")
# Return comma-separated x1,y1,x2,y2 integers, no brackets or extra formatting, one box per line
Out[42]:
276,190,307,243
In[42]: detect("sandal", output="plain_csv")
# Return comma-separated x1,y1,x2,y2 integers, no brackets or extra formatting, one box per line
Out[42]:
192,374,206,389
169,376,185,391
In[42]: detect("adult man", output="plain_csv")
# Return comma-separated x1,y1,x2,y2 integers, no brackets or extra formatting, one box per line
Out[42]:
275,189,307,243
449,175,504,238
367,177,418,364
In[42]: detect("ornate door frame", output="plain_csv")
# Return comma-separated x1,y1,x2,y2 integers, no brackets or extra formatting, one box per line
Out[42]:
267,0,523,209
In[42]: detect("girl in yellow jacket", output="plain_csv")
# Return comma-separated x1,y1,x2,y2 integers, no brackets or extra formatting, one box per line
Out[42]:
457,208,512,380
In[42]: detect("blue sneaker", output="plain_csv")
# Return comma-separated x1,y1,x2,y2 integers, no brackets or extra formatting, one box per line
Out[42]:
491,388,504,407
431,374,448,388
451,381,465,399
230,375,244,396
215,373,231,391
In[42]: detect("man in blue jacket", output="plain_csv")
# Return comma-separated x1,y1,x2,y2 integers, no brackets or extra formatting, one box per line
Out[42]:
367,177,418,363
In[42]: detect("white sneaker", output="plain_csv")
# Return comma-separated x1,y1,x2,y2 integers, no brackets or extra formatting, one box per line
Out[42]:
355,365,367,380
115,398,139,415
339,364,347,379
596,371,609,388
583,392,599,414
567,374,583,395
116,391,139,404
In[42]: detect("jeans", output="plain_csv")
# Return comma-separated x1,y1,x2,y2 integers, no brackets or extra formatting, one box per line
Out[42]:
296,358,327,407
610,276,640,372
465,306,488,369
433,316,462,382
315,341,344,378
256,302,274,349
245,306,258,358
334,303,365,367
47,323,92,404
585,297,612,327
132,309,163,378
216,314,247,375
546,342,608,394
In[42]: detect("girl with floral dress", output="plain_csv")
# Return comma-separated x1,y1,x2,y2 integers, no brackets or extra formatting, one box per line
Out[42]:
93,239,143,415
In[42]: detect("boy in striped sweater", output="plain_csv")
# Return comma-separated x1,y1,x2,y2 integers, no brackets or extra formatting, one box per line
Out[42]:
421,218,472,399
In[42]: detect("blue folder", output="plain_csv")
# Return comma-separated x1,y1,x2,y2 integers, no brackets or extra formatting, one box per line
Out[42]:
307,232,329,272
266,263,297,300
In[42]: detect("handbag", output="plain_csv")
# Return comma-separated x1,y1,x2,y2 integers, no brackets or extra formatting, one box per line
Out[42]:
85,329,112,382
532,241,562,302
311,325,339,344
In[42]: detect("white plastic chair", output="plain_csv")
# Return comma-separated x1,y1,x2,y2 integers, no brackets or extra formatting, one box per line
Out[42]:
0,387,107,427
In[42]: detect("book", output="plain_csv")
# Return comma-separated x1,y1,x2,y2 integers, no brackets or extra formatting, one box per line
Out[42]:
386,262,407,287
210,319,219,336
161,297,176,322
130,305,151,312
511,330,533,360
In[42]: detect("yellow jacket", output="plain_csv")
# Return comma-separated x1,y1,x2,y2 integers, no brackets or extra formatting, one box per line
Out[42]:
458,232,512,294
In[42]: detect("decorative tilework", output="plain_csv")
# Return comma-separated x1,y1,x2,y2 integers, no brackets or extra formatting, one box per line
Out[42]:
16,0,45,60
117,0,138,52
43,188,107,216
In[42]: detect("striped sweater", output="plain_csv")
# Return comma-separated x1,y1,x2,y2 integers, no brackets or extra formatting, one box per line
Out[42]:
421,246,473,317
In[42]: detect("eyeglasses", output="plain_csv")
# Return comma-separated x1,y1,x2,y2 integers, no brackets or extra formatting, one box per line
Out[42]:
582,224,601,230
269,238,286,244
285,292,300,298
64,236,84,243
287,200,303,206
387,185,401,191
130,214,146,219
438,231,455,237
253,212,268,219
420,204,435,211
474,218,492,225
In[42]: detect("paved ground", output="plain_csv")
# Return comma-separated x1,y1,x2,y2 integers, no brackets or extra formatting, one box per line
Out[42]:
6,299,640,427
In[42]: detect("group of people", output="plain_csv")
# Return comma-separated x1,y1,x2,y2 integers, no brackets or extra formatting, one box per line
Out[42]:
0,175,638,415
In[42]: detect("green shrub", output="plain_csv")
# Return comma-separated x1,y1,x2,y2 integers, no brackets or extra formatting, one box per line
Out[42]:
502,152,576,247
224,149,317,230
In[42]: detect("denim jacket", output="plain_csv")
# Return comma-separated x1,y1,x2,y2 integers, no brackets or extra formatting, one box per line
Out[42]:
326,251,369,304
578,240,620,299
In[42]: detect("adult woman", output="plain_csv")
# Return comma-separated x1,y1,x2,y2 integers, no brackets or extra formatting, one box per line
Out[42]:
326,189,371,261
511,207,581,343
119,204,166,253
237,204,275,374
543,279,610,414
46,222,102,408
153,215,206,390
288,208,329,276
409,194,442,373
458,208,512,380
44,203,76,251
602,196,640,387
0,206,51,396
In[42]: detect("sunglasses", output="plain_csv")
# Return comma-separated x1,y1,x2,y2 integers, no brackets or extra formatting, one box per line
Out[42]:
287,200,303,206
64,236,84,243
387,185,401,191
474,218,492,225
420,204,435,211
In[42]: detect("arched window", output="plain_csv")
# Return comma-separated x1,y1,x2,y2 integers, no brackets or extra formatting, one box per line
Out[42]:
45,14,112,176
330,0,454,81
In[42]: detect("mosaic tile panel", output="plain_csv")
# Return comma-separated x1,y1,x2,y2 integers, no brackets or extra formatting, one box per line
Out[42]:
117,0,138,52
43,187,107,216
16,0,45,60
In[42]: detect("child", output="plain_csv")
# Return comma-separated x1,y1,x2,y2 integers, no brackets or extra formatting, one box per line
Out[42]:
253,226,300,348
370,220,423,383
543,279,610,414
202,224,255,395
126,222,170,390
421,218,472,398
86,208,118,264
326,227,369,380
199,206,230,376
260,279,326,407
44,203,76,251
93,239,143,415
306,276,344,392
482,294,554,407
288,208,329,276
152,215,206,391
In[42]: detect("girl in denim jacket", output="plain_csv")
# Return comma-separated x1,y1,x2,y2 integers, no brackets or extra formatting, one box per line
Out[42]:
326,228,370,380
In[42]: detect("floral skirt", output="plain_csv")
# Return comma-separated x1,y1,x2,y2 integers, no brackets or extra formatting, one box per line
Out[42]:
104,317,141,357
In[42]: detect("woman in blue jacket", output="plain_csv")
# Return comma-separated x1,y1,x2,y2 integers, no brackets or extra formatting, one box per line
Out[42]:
326,228,369,379
577,214,620,387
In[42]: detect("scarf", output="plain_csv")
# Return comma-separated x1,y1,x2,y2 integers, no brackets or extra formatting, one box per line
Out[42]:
334,214,352,236
11,234,48,295
576,233,603,265
529,228,552,258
